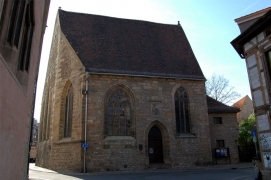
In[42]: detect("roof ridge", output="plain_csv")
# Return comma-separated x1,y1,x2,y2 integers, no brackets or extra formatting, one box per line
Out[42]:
58,9,180,27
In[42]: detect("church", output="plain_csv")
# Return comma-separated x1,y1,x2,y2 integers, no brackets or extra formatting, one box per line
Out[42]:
36,9,240,172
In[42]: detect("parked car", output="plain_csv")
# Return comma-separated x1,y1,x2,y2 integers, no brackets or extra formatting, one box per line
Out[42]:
30,146,37,162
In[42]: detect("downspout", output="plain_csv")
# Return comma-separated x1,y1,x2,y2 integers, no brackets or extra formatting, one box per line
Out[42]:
83,72,89,173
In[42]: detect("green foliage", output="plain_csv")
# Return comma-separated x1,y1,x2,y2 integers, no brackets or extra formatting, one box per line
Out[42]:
238,113,256,146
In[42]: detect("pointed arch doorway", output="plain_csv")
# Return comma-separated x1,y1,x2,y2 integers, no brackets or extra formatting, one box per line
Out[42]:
148,126,163,163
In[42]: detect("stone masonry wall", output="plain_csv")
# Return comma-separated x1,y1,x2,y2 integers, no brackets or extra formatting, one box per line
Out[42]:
37,15,85,172
36,14,62,169
209,113,239,164
85,75,212,171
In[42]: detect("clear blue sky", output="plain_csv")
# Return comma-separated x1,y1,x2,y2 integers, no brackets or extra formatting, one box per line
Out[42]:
34,0,271,121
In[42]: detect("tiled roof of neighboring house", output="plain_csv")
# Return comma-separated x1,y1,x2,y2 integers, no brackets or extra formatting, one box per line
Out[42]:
232,95,248,110
58,10,205,80
206,96,240,113
231,8,271,58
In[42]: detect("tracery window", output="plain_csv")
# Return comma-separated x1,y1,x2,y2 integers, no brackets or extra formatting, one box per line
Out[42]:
174,87,190,133
64,85,73,137
105,88,133,137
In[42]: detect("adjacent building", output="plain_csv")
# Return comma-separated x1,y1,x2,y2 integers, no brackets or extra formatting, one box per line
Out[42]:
207,96,240,164
37,9,240,172
32,118,39,146
231,7,271,180
0,0,50,179
232,95,254,124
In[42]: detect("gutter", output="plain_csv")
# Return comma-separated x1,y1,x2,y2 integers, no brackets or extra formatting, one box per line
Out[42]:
83,72,89,173
85,71,206,81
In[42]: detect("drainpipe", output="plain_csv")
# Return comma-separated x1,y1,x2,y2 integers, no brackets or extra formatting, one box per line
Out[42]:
83,72,89,173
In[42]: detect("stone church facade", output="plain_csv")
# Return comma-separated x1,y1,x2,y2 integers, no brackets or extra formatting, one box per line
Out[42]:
37,9,239,172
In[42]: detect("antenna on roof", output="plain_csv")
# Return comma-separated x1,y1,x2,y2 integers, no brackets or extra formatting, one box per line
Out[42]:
178,21,180,26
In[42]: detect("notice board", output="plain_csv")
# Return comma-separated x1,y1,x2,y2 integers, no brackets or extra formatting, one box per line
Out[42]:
215,148,230,158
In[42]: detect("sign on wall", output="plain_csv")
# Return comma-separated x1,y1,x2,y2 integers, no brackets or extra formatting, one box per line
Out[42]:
215,148,229,158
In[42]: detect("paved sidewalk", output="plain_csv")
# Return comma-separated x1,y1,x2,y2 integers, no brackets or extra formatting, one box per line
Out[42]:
29,163,57,173
199,162,254,170
29,162,254,175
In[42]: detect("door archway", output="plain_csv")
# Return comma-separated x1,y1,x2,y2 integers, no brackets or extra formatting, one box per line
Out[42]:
148,126,163,163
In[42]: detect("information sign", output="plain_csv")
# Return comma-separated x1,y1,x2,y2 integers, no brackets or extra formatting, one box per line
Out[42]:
215,148,229,158
251,130,257,137
82,142,89,148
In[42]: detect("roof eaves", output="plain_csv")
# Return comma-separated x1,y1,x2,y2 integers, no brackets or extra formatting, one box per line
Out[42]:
208,107,240,113
234,7,271,24
231,9,271,58
86,68,206,80
206,96,240,113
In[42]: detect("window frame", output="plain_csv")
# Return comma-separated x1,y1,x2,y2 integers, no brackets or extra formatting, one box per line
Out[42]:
104,87,134,137
174,87,191,134
0,0,35,92
64,85,73,138
213,117,223,124
216,140,225,148
18,0,34,72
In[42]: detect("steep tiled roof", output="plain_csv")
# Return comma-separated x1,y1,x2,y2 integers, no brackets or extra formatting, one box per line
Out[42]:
207,96,240,113
58,10,205,80
232,95,248,110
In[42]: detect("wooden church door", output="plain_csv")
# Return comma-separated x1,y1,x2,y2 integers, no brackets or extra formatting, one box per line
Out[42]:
148,126,163,163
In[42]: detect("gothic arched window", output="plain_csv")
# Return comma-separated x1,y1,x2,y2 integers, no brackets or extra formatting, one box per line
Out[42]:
64,85,73,137
174,87,190,133
105,88,133,137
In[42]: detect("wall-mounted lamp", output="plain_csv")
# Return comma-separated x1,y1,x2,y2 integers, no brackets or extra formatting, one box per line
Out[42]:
82,90,88,95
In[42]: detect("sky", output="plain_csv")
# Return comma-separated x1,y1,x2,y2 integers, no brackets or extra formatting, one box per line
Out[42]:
34,0,271,121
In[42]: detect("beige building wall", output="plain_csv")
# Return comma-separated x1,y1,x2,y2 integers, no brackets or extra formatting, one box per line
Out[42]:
0,1,50,179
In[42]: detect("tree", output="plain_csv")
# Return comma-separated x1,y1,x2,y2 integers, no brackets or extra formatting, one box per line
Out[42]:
238,113,256,147
205,74,240,104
